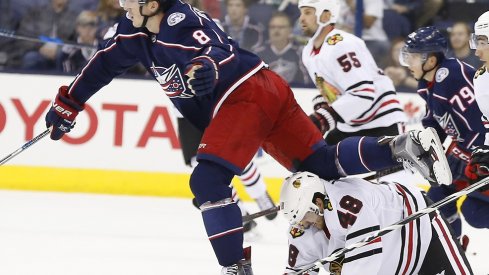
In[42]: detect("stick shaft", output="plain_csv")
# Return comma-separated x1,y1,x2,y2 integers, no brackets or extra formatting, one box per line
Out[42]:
0,129,51,166
0,29,97,49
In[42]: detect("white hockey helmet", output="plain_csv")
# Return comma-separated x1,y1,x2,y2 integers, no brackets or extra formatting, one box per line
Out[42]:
298,0,340,26
470,11,489,49
279,172,327,225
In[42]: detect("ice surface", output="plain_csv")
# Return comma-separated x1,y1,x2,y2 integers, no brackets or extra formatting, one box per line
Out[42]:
0,191,486,275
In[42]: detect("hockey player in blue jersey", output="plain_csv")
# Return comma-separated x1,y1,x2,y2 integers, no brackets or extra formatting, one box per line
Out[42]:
400,26,489,244
44,1,451,273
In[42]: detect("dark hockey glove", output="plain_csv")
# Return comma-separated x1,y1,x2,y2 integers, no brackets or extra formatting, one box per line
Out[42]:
184,56,218,96
45,86,84,140
464,145,489,192
309,106,337,135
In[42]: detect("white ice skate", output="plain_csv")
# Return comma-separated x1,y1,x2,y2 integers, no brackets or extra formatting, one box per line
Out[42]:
381,127,452,186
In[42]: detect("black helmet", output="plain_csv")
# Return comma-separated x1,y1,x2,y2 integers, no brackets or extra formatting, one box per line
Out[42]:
404,26,448,54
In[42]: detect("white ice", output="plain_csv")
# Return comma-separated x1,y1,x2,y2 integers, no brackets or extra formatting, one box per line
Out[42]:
0,190,487,275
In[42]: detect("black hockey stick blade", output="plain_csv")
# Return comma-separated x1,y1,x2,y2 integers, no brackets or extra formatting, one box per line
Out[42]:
242,205,280,223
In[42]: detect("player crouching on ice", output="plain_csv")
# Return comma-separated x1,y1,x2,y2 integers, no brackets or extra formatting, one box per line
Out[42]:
280,172,472,275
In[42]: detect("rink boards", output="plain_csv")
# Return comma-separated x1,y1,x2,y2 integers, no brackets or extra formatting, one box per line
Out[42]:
0,72,427,200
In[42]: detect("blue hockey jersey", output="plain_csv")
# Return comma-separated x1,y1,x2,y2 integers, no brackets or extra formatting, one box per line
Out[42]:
418,58,485,151
66,1,264,131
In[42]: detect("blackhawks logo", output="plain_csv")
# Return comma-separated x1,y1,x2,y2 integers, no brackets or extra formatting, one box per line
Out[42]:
329,250,344,274
289,226,305,238
475,66,487,79
315,73,341,103
327,34,343,45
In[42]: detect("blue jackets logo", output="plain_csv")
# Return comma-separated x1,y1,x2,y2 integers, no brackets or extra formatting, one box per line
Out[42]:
435,113,463,142
151,64,194,98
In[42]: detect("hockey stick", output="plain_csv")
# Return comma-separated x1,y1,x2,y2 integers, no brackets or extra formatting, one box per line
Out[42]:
0,129,51,166
363,164,404,181
0,28,97,50
241,166,405,222
292,176,489,275
242,205,280,223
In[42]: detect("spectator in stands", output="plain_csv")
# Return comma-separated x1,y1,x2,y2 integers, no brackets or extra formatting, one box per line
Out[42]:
6,0,76,70
221,0,264,52
69,0,98,14
384,38,417,93
337,0,390,68
200,0,222,19
415,0,443,28
383,0,417,40
255,12,310,86
247,0,300,36
384,0,443,30
97,0,125,39
448,21,482,69
58,11,99,73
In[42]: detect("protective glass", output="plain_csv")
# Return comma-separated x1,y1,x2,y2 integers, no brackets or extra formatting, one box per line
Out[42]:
399,46,427,67
469,33,489,50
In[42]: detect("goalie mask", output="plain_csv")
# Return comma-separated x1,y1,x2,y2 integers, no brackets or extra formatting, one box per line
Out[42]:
470,11,489,50
280,172,327,225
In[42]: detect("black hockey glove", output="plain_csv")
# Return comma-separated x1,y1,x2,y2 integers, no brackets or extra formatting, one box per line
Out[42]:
184,56,218,96
45,86,84,140
465,145,489,192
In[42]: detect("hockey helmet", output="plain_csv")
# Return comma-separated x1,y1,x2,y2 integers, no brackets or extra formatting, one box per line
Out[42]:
399,26,447,67
470,11,489,50
298,0,340,26
280,172,327,225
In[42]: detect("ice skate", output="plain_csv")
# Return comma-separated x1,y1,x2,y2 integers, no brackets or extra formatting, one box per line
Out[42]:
381,127,452,186
221,247,253,275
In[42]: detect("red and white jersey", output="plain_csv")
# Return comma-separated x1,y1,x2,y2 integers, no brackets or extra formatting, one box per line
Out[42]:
285,178,433,275
302,29,406,133
474,66,489,145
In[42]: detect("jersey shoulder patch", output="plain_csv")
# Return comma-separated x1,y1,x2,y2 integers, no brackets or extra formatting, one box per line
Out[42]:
326,34,344,45
289,227,305,238
435,67,450,83
475,66,487,79
167,12,186,26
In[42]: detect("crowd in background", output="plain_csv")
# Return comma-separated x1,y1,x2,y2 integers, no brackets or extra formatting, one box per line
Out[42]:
0,0,486,92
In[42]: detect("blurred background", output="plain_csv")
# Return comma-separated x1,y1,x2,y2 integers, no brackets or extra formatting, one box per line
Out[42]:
0,0,487,91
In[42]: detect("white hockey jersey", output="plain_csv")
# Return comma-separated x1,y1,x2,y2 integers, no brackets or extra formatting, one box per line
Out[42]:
284,178,433,275
474,66,489,145
302,29,406,133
